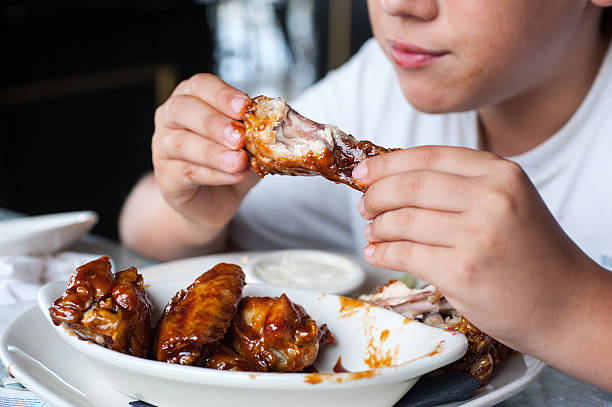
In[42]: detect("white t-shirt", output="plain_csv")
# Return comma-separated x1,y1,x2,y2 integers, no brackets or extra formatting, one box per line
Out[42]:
231,38,612,270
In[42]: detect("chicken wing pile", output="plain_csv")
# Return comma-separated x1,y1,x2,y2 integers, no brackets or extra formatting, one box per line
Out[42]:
48,256,153,358
243,95,393,191
49,258,332,373
154,264,333,372
359,280,512,384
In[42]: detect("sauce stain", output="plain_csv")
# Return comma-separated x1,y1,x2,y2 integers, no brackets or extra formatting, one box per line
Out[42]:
400,340,446,365
248,374,258,380
403,317,413,324
363,336,399,369
333,356,349,373
7,364,14,378
425,340,445,357
304,374,323,384
303,369,381,385
338,296,366,318
380,329,389,342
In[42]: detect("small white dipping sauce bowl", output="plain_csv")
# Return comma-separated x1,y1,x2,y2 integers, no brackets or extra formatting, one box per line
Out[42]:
39,280,467,407
244,249,366,295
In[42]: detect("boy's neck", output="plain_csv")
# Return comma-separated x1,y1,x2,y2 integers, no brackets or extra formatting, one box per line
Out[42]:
478,29,610,158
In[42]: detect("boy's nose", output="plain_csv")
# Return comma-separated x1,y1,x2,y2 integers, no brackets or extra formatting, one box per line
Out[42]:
379,0,438,21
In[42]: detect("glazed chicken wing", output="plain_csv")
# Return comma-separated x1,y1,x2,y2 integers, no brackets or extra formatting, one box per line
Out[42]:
243,95,393,191
203,344,260,372
154,263,245,365
48,256,152,358
228,294,334,372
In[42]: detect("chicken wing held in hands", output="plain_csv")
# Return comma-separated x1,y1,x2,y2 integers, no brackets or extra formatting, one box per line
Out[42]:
243,95,393,191
48,256,153,358
153,263,245,365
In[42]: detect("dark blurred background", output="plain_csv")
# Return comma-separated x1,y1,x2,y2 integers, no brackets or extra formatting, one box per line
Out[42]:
0,0,372,240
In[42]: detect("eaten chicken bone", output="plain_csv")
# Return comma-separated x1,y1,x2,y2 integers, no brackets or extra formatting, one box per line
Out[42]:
359,280,512,384
243,95,393,191
49,256,153,358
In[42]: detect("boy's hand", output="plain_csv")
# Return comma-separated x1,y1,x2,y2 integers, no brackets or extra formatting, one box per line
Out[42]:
152,74,259,230
352,146,592,355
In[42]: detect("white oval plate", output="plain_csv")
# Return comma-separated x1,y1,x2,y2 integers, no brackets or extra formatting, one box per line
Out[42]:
0,306,546,407
0,211,98,256
36,280,467,407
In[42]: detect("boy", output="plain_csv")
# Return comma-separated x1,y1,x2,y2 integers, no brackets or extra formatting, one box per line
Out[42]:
120,0,612,390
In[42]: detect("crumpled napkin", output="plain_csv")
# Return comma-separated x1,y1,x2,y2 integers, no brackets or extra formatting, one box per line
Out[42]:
394,372,480,407
0,252,109,306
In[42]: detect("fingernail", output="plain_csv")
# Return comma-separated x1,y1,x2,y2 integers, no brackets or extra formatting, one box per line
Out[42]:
224,125,242,147
223,151,237,168
364,222,371,236
231,96,248,115
364,244,375,258
358,196,366,217
352,163,367,181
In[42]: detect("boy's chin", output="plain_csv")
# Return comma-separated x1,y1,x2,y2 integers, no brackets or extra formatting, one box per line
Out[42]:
400,84,475,114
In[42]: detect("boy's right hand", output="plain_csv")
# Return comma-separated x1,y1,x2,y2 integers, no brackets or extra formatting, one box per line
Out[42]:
152,74,259,231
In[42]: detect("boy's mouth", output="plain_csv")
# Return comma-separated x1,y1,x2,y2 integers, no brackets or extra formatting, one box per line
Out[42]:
389,41,448,69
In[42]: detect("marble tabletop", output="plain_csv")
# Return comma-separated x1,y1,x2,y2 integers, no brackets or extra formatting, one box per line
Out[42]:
1,208,610,406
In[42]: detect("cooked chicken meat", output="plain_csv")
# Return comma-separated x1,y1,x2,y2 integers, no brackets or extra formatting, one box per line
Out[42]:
228,294,334,372
154,263,245,365
359,280,512,384
359,282,454,320
243,95,393,191
48,256,152,358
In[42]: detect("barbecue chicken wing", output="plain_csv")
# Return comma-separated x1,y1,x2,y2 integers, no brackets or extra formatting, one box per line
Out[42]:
243,95,393,191
154,263,245,365
49,256,152,358
359,280,512,384
203,344,260,372
228,294,334,372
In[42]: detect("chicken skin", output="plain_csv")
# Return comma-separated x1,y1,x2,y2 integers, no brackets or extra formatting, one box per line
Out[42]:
243,95,393,191
48,256,152,358
203,344,260,372
154,263,245,365
228,294,333,372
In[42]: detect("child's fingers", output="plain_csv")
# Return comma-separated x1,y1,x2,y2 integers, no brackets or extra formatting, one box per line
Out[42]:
174,73,249,120
359,170,480,219
353,145,499,187
156,158,251,190
365,207,462,247
154,130,248,174
363,240,452,284
159,94,245,150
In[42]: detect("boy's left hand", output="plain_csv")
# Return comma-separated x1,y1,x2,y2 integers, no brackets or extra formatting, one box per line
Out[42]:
352,145,595,355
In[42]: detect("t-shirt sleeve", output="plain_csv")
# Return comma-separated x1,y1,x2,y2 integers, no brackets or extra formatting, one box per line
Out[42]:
228,39,382,251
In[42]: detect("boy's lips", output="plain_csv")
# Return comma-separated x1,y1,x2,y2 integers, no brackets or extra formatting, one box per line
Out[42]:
389,41,448,69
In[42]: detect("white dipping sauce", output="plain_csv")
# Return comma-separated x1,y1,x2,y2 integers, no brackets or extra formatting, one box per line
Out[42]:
252,251,362,292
